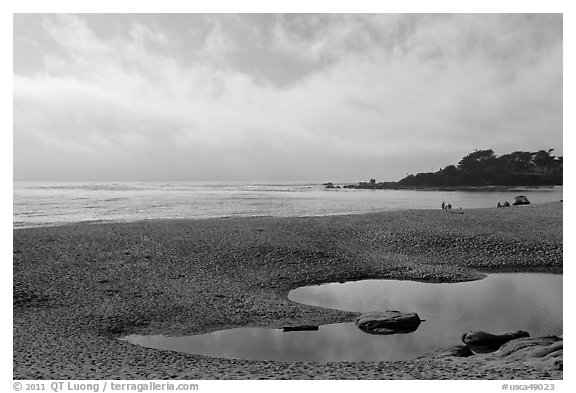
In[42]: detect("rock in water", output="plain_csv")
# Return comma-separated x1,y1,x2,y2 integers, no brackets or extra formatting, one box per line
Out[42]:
355,311,423,335
461,330,530,353
283,325,319,332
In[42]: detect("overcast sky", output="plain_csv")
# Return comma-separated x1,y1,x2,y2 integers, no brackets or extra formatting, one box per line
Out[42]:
13,13,563,182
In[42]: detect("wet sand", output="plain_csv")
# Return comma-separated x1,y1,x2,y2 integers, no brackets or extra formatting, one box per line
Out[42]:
13,202,563,379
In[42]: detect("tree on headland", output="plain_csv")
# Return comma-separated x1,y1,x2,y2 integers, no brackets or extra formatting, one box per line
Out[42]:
458,149,496,174
456,149,498,185
341,148,562,189
394,148,562,188
496,151,534,173
532,149,557,168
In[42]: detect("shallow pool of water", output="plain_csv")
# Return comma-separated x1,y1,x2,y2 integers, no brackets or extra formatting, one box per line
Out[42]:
123,273,562,362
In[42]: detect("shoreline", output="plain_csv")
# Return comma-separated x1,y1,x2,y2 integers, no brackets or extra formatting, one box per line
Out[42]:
336,184,563,192
13,185,563,231
12,200,564,232
13,203,563,379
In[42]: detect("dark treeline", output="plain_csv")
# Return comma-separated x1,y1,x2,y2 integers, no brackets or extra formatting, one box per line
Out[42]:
341,149,562,189
399,149,562,187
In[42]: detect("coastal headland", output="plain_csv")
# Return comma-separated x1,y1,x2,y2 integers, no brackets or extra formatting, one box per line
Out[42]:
325,149,563,190
13,202,563,379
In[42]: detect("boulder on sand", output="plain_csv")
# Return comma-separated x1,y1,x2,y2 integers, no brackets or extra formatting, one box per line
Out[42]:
431,344,475,358
513,195,531,206
494,335,562,369
355,311,423,335
461,330,530,353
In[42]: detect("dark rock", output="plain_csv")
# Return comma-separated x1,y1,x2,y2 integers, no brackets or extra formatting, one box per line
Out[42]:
432,344,475,358
462,330,530,353
356,311,423,335
283,325,319,332
451,345,475,357
513,195,531,206
323,182,336,189
355,179,378,189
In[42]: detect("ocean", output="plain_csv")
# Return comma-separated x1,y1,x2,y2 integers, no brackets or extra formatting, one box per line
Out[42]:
13,181,563,229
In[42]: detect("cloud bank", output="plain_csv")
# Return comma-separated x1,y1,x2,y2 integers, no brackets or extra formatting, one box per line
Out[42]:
14,14,562,181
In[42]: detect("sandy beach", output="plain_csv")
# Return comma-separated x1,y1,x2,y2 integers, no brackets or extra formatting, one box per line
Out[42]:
13,202,563,379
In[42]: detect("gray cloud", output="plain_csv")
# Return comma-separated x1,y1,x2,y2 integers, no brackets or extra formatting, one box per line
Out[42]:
13,14,562,181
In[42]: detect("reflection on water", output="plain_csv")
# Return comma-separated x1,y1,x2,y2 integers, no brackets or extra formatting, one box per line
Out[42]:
289,273,563,336
123,273,562,362
124,323,431,362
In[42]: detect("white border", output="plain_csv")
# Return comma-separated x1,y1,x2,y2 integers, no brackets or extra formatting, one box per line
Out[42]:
4,1,573,390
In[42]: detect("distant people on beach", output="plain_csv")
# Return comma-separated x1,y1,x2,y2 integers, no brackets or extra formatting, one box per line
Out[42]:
497,202,502,208
442,201,445,210
441,202,452,210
